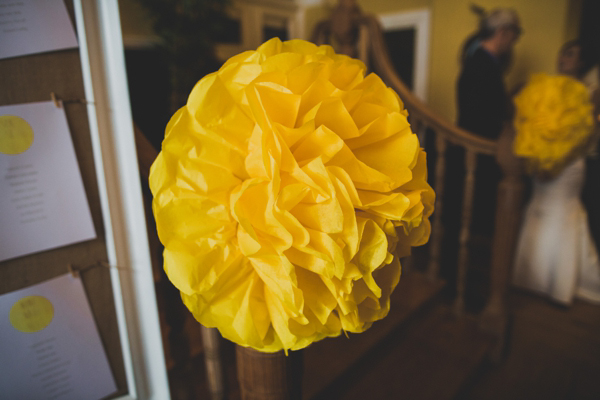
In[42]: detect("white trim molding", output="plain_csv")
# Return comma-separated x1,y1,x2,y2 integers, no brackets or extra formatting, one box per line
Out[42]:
73,1,170,399
379,8,431,102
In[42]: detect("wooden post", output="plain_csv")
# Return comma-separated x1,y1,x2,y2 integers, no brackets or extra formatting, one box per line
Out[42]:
236,346,303,400
453,150,478,316
481,123,525,361
427,135,447,281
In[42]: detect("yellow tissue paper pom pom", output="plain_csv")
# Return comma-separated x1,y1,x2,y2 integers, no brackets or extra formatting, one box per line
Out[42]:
514,73,594,176
149,38,434,352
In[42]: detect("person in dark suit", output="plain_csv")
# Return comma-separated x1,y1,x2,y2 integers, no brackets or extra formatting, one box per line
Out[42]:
441,8,523,295
457,8,522,140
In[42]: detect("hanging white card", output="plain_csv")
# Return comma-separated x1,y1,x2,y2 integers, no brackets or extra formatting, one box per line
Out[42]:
0,273,117,400
0,101,96,262
0,0,78,60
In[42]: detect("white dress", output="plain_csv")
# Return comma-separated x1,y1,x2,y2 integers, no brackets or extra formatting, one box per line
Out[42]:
512,157,600,304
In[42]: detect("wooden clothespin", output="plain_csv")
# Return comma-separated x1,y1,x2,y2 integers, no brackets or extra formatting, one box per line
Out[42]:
98,260,127,272
67,263,80,278
50,92,61,108
67,260,125,279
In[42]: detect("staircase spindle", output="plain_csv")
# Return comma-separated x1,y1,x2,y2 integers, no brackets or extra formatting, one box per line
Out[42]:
454,150,477,316
427,134,447,281
481,124,525,360
403,117,426,275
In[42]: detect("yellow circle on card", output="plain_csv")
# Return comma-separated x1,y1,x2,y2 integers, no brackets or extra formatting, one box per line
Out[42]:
0,115,34,155
10,295,54,333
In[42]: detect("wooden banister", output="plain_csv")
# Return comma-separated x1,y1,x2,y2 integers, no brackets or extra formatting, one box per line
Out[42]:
361,12,526,349
312,0,525,358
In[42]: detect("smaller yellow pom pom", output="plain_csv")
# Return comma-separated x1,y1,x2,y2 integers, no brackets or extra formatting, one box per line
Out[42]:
513,73,594,176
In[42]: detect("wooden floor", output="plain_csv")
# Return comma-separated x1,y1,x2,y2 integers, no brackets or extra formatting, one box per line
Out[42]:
460,290,600,400
166,286,600,400
315,305,494,400
303,271,446,400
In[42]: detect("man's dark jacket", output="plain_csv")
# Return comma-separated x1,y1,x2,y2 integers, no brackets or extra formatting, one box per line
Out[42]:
457,46,508,140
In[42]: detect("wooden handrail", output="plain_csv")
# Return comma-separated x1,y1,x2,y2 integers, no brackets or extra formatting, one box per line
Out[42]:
360,15,497,155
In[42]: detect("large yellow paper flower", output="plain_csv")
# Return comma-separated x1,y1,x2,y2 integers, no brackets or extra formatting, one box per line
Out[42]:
514,73,594,175
149,38,434,352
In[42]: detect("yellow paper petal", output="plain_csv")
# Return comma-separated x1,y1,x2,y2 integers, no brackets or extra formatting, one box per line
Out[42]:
149,37,434,352
513,73,594,175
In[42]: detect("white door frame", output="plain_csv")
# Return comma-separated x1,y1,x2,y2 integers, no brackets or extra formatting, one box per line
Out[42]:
378,9,431,102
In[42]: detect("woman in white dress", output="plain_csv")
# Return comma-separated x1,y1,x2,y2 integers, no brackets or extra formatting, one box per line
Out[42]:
512,41,600,305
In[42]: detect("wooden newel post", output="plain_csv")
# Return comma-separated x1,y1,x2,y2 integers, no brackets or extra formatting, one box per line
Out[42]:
481,122,525,361
236,346,303,400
